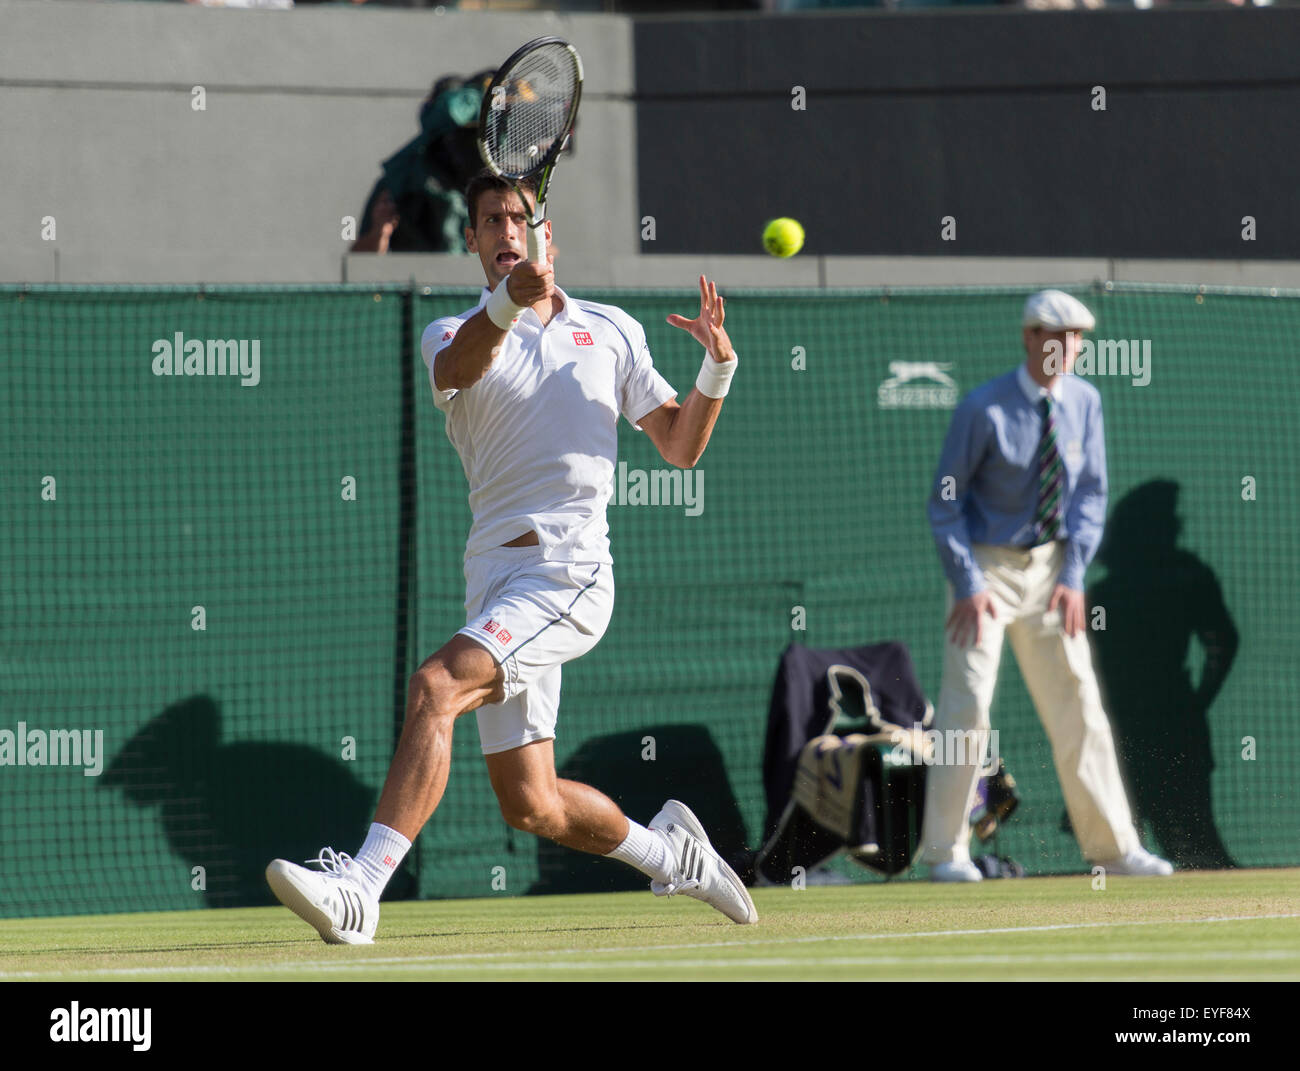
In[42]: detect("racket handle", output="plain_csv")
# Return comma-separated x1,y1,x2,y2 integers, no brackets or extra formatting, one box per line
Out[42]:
527,207,547,265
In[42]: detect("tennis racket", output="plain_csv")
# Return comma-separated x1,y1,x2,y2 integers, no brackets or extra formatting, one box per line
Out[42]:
477,37,584,265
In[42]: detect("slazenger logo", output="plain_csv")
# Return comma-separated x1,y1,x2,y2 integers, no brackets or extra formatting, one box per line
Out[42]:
877,361,958,409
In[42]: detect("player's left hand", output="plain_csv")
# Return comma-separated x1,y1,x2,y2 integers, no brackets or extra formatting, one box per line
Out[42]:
1048,584,1086,637
667,275,736,363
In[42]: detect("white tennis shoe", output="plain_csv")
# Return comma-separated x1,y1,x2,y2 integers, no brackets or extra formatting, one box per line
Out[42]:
266,848,379,945
930,860,984,883
649,799,758,925
1094,848,1174,877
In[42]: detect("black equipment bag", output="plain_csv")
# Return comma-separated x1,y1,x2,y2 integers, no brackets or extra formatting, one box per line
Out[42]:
755,645,934,881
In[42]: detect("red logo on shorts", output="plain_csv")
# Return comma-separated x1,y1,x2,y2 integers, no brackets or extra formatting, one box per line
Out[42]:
497,629,512,644
573,331,593,346
482,620,498,634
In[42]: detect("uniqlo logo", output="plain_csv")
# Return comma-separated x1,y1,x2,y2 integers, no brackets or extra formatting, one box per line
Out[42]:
383,855,396,868
482,620,498,634
442,330,454,341
497,629,512,644
572,331,593,346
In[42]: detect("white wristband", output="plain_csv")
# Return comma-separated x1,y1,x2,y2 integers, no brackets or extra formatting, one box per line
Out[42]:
485,282,526,331
695,354,737,399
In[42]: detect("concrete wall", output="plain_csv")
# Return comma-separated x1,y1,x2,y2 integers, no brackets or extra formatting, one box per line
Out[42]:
344,252,1300,291
634,8,1300,260
0,0,636,283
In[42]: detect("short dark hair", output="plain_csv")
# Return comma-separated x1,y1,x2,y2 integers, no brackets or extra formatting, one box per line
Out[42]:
465,170,538,230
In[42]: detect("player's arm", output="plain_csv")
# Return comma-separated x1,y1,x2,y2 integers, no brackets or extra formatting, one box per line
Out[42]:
434,257,554,391
638,394,723,471
640,276,736,469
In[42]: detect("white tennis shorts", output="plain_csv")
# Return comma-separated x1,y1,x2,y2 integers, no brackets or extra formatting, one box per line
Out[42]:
458,545,615,755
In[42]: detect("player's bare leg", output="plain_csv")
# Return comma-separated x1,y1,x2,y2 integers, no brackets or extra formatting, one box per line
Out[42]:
486,739,627,853
266,634,502,944
375,634,505,840
485,739,757,924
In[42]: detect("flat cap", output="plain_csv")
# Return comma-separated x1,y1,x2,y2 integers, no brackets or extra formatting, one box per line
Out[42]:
1022,289,1096,331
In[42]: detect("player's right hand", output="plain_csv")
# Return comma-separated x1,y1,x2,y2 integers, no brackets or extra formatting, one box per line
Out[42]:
946,591,998,648
505,254,555,307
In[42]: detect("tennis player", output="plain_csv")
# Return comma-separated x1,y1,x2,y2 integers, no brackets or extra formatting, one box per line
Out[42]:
266,171,756,942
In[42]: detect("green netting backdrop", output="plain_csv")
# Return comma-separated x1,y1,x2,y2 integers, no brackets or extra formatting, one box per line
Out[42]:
2,283,1296,917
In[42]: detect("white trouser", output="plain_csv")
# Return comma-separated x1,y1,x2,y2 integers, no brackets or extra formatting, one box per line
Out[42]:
919,542,1140,866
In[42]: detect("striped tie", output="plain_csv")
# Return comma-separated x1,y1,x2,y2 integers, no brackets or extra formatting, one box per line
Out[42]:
1033,395,1064,544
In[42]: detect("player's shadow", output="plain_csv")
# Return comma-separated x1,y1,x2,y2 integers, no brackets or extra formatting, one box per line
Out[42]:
530,724,749,894
100,695,403,907
1087,480,1239,869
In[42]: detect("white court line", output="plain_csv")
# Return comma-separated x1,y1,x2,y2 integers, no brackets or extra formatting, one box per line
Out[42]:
197,948,1300,973
4,947,1299,979
2,912,1296,979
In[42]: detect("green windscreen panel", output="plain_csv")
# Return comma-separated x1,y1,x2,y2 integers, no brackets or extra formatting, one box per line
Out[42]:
3,283,1296,917
1,287,404,916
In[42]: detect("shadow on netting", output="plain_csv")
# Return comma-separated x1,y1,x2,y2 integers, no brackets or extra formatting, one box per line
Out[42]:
530,723,749,895
101,695,414,907
1086,479,1240,869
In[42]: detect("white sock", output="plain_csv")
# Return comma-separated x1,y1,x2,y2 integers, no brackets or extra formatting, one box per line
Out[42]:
350,823,411,899
605,820,674,883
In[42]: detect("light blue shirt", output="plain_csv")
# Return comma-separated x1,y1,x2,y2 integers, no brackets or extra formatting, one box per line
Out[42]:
928,364,1108,600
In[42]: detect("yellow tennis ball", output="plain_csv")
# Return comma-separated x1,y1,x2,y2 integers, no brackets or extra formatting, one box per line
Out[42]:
763,217,805,258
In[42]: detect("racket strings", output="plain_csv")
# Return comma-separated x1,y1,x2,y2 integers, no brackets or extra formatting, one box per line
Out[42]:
483,46,579,178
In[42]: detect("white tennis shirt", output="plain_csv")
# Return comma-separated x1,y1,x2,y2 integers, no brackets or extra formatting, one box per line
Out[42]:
421,286,678,563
